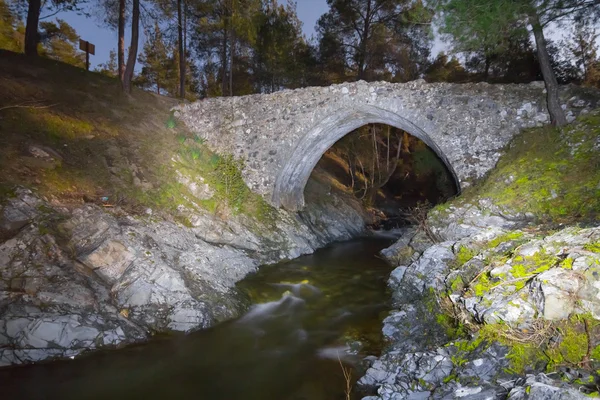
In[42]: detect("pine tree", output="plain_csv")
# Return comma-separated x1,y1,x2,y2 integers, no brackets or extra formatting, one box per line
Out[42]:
316,0,432,83
438,0,600,126
38,19,84,67
137,24,170,94
96,49,119,77
0,0,24,51
566,20,600,87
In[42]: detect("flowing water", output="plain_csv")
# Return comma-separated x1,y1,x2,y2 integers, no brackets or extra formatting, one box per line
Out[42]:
0,236,397,400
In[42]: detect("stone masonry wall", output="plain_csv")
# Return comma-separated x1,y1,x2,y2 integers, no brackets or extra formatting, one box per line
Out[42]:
174,80,598,210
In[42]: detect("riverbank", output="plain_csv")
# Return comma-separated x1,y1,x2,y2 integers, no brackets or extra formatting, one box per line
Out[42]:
360,110,600,399
0,237,396,400
0,52,373,366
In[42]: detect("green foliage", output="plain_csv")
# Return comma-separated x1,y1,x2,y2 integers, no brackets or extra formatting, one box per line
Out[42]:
425,53,470,83
0,0,23,52
136,23,171,95
38,19,85,68
316,0,432,82
212,154,247,211
166,114,177,129
95,49,118,77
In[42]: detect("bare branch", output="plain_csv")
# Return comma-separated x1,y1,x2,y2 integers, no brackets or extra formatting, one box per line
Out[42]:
0,101,58,112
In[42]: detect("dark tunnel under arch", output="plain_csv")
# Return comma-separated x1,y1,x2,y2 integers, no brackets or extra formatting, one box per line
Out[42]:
272,104,461,211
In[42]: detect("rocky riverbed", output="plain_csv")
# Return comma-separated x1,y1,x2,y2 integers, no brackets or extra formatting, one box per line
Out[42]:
358,110,600,399
360,214,600,399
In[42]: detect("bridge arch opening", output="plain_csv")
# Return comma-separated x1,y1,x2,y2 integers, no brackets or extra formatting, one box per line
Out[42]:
272,106,460,212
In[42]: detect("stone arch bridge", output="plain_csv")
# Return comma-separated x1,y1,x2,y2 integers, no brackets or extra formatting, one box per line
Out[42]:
174,80,596,211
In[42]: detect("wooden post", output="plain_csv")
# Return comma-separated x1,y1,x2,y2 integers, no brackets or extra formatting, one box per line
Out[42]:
79,39,96,71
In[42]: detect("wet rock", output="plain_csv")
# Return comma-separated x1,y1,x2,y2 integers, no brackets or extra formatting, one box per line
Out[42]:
363,209,600,399
507,374,590,400
0,184,368,366
80,240,135,284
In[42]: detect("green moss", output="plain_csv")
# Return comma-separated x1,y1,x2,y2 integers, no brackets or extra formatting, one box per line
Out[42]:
173,142,279,227
449,275,465,293
550,324,588,366
166,112,177,129
175,215,194,228
473,315,600,375
591,345,600,361
488,231,525,249
474,272,492,296
584,242,600,253
0,184,16,203
561,257,574,270
454,245,477,268
467,251,560,297
446,111,600,224
443,374,458,384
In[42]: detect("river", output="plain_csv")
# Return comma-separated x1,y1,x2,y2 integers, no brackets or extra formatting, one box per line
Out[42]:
0,236,397,400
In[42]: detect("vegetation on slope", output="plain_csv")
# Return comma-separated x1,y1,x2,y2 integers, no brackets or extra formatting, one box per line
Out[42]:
0,50,276,225
435,110,600,225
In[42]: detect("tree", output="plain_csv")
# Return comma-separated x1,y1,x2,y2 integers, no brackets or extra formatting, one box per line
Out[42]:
565,20,600,86
94,0,127,84
0,0,24,51
192,0,261,96
38,19,84,66
424,52,470,82
118,0,125,80
96,49,118,76
438,0,600,127
122,0,139,93
252,0,314,92
19,0,84,56
137,23,170,94
316,0,432,82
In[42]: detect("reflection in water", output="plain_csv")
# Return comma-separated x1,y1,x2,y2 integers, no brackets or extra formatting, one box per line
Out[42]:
0,237,396,400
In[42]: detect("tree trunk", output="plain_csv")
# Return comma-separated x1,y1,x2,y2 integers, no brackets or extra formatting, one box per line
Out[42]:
229,35,234,96
529,13,567,126
365,135,402,205
118,0,126,83
221,21,228,96
357,0,372,81
122,0,139,94
24,0,41,56
177,0,185,99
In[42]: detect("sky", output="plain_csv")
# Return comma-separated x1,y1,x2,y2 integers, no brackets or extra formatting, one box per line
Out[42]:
57,0,331,70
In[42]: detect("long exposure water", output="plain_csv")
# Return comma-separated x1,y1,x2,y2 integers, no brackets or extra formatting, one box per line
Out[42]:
0,236,397,400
